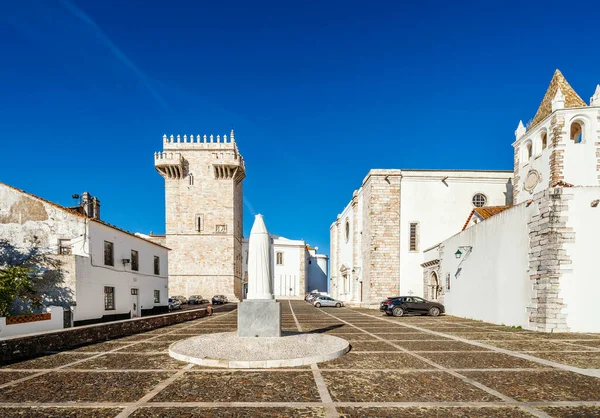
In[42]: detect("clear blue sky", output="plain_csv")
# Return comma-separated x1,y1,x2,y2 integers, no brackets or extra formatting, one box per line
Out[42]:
1,0,599,254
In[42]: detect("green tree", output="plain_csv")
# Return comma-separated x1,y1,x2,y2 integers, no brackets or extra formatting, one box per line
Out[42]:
0,239,71,317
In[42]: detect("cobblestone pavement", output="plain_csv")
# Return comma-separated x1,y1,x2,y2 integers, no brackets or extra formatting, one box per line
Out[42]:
1,301,600,417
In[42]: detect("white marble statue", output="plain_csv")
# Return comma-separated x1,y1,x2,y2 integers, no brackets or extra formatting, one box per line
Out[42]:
246,214,274,300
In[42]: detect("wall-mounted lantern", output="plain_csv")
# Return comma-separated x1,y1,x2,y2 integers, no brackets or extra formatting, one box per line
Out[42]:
455,246,473,259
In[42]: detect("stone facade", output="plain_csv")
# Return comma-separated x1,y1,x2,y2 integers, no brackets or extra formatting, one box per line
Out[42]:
549,114,566,186
154,132,245,301
362,172,402,305
527,188,574,332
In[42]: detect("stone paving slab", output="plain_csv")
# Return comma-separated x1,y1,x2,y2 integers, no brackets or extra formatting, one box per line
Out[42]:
337,406,535,417
539,406,600,417
319,352,431,370
462,370,600,401
530,352,600,369
322,371,500,402
392,340,491,352
0,371,35,385
150,371,321,402
349,341,400,352
418,352,547,369
0,371,173,402
131,406,326,417
1,354,94,369
0,407,124,418
67,353,186,370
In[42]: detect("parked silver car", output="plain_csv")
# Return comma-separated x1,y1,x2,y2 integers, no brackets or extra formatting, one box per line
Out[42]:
312,296,344,308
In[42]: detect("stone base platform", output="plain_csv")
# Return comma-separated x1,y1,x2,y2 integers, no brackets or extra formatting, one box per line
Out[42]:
169,332,350,368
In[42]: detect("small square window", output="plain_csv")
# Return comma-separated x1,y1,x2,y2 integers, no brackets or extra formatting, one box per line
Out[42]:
104,241,114,266
154,256,160,275
104,286,115,310
131,250,139,271
154,290,160,303
58,239,71,255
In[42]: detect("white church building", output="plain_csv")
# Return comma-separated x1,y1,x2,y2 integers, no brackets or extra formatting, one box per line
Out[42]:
424,70,600,333
242,235,328,299
330,169,513,306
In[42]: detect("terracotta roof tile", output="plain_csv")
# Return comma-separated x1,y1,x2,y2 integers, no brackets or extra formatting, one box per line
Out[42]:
462,205,511,231
0,182,170,250
530,69,586,128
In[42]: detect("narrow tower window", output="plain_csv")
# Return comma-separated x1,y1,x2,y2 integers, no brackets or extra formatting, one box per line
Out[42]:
541,131,547,150
570,121,583,143
189,173,194,186
276,252,284,265
526,142,532,159
409,223,419,252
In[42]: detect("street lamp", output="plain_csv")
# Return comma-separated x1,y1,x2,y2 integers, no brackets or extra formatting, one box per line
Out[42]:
455,246,472,259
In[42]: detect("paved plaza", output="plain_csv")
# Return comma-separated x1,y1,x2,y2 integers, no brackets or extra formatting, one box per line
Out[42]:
1,301,600,417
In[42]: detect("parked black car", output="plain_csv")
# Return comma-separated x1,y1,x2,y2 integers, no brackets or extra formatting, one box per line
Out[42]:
380,296,444,317
212,295,228,305
188,295,208,305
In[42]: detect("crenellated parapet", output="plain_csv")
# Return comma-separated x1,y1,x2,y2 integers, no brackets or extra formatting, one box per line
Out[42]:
154,151,184,179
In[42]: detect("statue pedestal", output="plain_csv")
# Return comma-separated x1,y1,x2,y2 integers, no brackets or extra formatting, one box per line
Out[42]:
237,300,281,338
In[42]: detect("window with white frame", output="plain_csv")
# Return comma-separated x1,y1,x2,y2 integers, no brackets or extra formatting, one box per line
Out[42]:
104,286,115,310
472,193,487,208
276,252,284,265
154,290,160,303
409,223,419,252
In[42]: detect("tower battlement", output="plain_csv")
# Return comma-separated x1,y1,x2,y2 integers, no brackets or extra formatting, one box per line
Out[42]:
155,129,245,182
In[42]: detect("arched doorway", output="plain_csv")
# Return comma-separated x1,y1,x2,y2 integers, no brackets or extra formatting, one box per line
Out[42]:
430,271,439,300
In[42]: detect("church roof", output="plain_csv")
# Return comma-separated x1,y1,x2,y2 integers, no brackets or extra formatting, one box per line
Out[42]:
462,205,511,231
530,70,587,129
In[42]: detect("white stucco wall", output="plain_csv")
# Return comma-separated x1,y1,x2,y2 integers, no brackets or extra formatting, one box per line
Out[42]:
438,203,535,328
242,235,318,298
0,306,64,339
308,253,328,292
74,221,169,322
399,171,513,296
559,187,600,332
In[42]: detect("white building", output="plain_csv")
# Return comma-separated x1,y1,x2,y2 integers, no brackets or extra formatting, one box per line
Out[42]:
0,183,169,326
423,70,600,333
242,235,328,299
330,169,513,306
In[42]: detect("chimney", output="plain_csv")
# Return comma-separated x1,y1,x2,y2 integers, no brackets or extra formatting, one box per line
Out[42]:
91,197,101,220
81,192,92,217
81,192,100,219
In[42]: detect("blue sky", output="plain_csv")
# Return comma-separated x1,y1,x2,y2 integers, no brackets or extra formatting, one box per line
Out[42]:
1,0,599,253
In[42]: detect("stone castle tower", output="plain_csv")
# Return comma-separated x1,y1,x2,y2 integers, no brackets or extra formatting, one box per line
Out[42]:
154,131,245,300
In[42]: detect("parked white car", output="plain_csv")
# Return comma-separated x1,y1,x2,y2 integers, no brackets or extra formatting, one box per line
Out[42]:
312,296,344,308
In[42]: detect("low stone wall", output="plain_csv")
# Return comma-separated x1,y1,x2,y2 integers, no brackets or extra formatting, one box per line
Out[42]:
0,305,233,364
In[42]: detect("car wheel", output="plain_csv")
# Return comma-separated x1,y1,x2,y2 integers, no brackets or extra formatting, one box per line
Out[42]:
429,307,441,317
392,307,404,317
315,302,321,308
335,303,341,308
